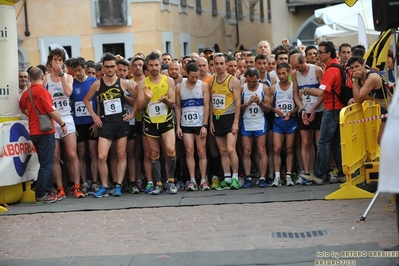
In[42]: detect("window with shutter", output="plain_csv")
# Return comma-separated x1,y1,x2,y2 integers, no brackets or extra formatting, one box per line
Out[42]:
97,0,127,26
225,0,231,19
212,0,218,16
260,0,264,22
196,0,202,14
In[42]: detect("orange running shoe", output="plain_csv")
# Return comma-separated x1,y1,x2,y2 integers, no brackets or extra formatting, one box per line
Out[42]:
73,184,85,198
57,186,66,200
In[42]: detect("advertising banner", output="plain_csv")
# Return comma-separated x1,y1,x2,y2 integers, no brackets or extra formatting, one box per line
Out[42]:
0,121,39,186
0,4,20,119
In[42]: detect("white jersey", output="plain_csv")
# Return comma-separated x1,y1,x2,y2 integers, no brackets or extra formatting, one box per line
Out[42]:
274,82,295,117
180,79,204,127
242,83,265,131
46,74,72,117
296,64,323,113
269,70,279,83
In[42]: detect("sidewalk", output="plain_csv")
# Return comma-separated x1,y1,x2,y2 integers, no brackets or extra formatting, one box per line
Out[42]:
0,184,397,265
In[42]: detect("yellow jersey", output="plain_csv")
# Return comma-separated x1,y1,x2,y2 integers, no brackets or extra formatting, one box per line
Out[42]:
143,75,173,124
212,74,234,116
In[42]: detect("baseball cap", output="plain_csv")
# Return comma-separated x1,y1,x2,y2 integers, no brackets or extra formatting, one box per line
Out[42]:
204,46,215,53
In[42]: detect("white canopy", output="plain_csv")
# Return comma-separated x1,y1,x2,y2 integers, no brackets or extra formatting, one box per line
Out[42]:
314,0,380,39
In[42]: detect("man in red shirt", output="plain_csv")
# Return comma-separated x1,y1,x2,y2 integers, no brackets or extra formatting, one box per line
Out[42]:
301,41,346,184
19,67,67,203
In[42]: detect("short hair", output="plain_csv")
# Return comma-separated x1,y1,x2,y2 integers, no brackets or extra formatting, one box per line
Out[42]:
95,63,103,72
207,55,214,64
339,43,351,52
277,62,291,72
233,50,242,57
245,53,256,58
28,67,43,81
186,59,196,67
64,58,74,67
272,45,289,55
305,45,317,55
292,53,305,64
116,59,130,68
347,55,365,66
351,44,365,53
182,55,192,62
101,53,116,64
71,57,87,69
162,53,172,57
318,41,337,59
276,51,288,59
187,63,199,74
255,54,267,61
36,64,48,74
132,57,144,64
145,52,161,64
352,48,365,57
47,48,66,65
244,67,260,78
226,56,237,63
288,49,301,58
214,53,227,62
87,61,96,69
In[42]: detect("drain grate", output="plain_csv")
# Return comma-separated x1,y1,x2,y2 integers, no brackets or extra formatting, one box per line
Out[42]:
272,230,328,239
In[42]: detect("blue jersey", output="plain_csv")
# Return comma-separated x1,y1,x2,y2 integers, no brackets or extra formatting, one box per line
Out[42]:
70,76,97,125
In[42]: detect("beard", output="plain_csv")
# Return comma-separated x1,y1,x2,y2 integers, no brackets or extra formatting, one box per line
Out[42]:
105,71,115,77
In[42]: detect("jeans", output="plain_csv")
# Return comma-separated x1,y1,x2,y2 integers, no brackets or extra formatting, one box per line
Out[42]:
314,110,343,181
31,134,55,197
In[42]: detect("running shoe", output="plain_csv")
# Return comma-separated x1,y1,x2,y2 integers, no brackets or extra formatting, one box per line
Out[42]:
151,185,162,195
215,180,231,190
186,182,198,191
113,185,122,197
94,186,109,198
242,178,253,188
258,178,267,188
167,182,178,194
144,183,154,194
73,185,85,198
211,178,220,190
200,182,210,191
286,176,294,186
231,179,240,189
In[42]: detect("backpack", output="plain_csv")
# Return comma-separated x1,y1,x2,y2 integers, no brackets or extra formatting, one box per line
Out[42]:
325,63,353,106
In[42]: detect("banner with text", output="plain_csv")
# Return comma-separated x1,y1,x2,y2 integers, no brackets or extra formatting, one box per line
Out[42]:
0,121,39,186
0,4,20,119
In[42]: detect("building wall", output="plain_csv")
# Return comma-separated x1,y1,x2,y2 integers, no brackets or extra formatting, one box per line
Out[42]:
15,0,271,66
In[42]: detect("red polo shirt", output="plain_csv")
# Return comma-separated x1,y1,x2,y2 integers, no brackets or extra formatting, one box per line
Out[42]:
319,58,345,110
19,83,56,135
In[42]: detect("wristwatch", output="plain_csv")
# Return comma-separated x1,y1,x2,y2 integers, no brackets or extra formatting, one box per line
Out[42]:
202,124,209,129
58,72,65,77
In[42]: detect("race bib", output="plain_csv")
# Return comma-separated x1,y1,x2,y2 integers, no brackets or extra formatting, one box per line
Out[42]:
53,96,69,112
182,108,200,124
75,101,91,117
212,94,225,110
148,102,167,117
276,100,294,116
244,104,263,119
302,92,317,104
104,98,122,115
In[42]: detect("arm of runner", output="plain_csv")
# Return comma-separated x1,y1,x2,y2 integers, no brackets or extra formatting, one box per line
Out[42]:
352,72,381,103
174,84,183,139
201,82,210,138
231,76,241,134
84,80,102,127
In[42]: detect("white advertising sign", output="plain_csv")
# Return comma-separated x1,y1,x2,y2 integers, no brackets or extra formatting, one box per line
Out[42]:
0,4,19,118
0,121,39,186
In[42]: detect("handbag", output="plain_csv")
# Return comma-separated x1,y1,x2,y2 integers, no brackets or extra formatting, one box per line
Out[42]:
27,86,53,132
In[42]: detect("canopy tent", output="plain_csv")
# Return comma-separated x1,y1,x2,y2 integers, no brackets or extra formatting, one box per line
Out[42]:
314,0,380,40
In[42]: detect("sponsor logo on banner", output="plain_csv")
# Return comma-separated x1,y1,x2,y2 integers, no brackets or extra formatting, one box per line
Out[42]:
0,123,36,177
0,84,10,100
0,26,7,42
